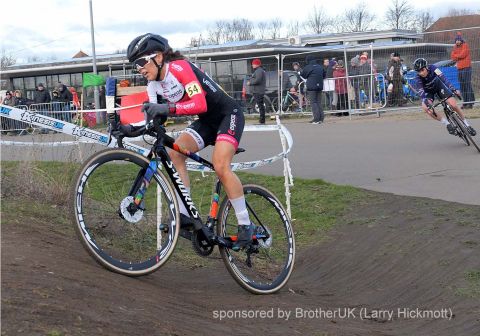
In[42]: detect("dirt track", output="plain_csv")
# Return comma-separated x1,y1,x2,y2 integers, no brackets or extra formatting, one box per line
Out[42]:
2,189,479,336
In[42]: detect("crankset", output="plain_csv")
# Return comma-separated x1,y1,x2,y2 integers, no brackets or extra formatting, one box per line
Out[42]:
192,229,215,256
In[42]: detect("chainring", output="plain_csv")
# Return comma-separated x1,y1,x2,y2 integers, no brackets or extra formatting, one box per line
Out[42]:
191,230,215,256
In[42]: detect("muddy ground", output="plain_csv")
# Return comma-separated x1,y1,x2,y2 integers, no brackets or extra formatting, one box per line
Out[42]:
1,187,479,336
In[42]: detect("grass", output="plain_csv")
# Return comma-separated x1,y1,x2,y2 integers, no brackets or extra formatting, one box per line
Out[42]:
1,161,364,266
455,270,480,298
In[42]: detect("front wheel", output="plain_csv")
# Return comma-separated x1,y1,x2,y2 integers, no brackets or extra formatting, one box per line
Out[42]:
451,113,480,153
71,149,180,276
217,184,295,294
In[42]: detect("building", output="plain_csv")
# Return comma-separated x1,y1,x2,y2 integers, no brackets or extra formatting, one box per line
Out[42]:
1,29,454,105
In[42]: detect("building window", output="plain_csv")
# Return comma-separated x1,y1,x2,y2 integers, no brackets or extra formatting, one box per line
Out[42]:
58,74,70,86
358,39,375,44
35,76,47,87
13,78,24,90
24,77,35,90
71,73,83,87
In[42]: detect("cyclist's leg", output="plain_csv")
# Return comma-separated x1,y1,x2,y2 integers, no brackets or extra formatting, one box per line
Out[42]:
169,121,214,217
212,111,253,249
446,97,466,119
168,131,199,189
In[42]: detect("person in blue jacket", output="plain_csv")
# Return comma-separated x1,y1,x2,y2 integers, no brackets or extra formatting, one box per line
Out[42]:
300,55,325,124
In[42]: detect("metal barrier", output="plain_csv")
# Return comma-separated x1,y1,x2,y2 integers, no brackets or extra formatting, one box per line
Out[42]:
1,102,79,135
0,105,30,135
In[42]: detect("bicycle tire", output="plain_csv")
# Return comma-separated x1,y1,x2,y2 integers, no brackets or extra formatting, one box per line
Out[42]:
446,111,469,146
452,113,480,153
71,148,180,276
217,184,295,294
451,113,470,146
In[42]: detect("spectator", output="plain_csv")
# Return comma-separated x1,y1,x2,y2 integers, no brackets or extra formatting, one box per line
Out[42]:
49,90,63,120
33,83,51,104
99,86,106,110
57,83,73,122
386,52,405,107
13,90,28,106
333,60,349,115
1,91,16,133
69,87,80,109
2,91,15,107
300,55,325,124
323,58,335,110
247,58,266,124
451,33,475,109
349,55,361,109
292,62,305,110
357,54,375,108
57,82,73,103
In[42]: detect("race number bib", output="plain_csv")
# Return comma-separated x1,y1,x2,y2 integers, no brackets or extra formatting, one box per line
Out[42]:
185,82,202,98
434,68,443,76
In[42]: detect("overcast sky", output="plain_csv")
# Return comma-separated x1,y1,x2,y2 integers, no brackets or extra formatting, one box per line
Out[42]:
1,0,478,64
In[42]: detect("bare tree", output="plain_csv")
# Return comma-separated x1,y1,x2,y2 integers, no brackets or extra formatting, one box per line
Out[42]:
446,8,476,16
256,21,269,39
304,5,332,34
231,19,254,41
339,4,376,32
267,18,283,39
1,50,16,70
206,20,229,44
286,20,301,37
415,10,435,32
385,0,415,30
205,19,254,44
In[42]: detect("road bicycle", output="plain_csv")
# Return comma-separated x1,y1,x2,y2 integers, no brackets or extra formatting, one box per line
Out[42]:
71,114,295,294
431,95,479,153
279,90,301,113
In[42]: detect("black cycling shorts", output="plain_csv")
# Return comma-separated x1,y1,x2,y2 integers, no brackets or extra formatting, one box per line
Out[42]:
184,107,245,150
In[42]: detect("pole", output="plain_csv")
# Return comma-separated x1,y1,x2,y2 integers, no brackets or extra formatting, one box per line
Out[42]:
89,0,101,124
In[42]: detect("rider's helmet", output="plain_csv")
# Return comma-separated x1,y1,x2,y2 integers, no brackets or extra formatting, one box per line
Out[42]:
413,58,428,71
127,33,170,62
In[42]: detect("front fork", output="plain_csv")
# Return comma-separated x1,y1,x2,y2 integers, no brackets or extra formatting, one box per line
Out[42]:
121,159,159,217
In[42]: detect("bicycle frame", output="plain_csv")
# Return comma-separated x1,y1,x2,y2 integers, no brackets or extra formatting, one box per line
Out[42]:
128,132,217,231
121,126,269,244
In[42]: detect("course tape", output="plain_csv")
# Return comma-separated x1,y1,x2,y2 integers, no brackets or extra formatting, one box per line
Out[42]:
0,104,293,172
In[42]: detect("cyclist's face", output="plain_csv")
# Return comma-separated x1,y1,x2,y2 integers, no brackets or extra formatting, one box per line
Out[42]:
137,53,163,80
418,67,428,77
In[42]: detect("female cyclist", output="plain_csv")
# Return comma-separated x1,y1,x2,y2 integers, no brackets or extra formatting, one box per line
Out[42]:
116,33,253,251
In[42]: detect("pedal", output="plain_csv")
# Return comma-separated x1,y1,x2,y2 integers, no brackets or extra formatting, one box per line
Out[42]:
215,236,233,249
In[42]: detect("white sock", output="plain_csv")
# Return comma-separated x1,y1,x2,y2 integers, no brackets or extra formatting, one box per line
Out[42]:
229,196,250,226
175,187,190,216
440,118,449,126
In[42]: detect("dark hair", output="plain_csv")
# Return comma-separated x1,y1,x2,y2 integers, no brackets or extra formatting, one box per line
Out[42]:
163,48,184,62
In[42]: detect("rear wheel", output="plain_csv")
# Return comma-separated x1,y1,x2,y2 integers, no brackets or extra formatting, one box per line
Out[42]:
217,184,295,294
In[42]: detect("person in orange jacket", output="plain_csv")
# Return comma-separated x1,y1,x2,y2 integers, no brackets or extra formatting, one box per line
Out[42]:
451,33,475,109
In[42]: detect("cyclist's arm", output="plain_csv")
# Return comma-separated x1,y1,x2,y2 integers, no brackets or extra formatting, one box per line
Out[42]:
431,65,456,92
168,60,207,115
413,76,430,106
